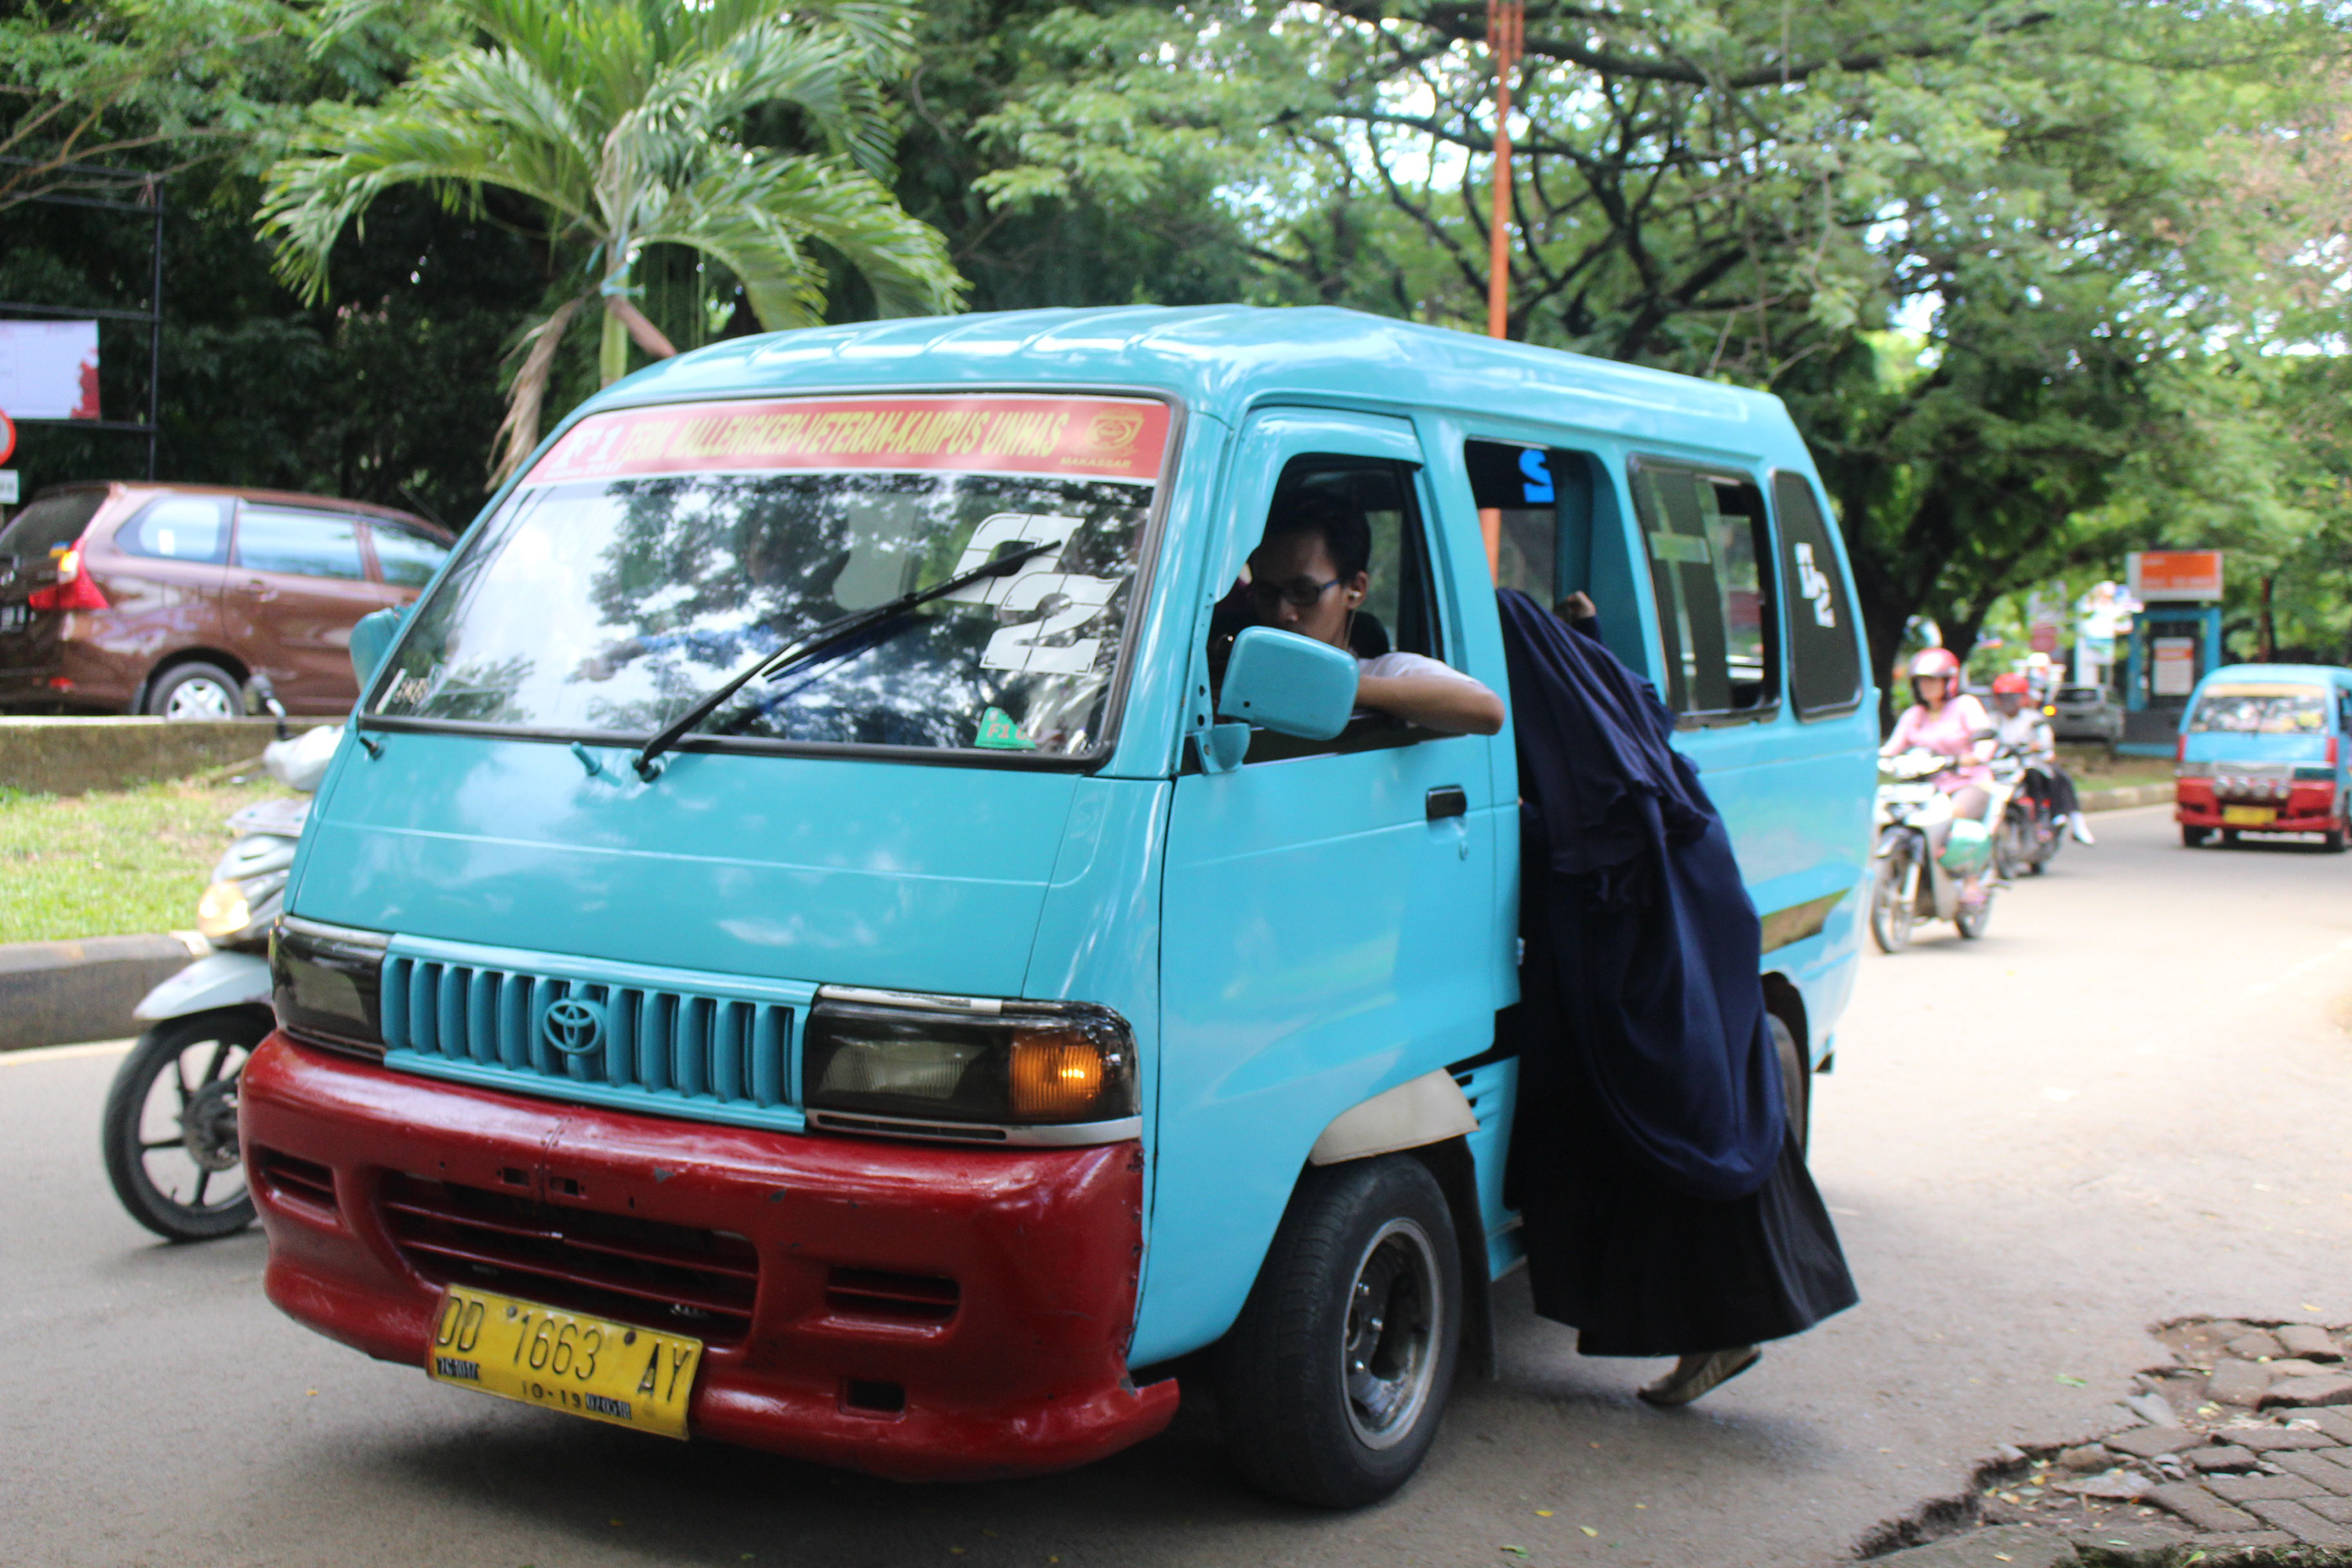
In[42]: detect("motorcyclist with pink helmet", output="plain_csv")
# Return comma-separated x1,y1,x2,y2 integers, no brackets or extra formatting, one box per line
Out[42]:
1881,648,1998,907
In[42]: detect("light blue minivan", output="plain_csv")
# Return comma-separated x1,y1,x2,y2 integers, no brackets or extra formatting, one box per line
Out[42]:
242,307,1877,1504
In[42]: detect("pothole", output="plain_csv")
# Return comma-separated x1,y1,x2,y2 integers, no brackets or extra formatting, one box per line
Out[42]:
1855,1316,2352,1566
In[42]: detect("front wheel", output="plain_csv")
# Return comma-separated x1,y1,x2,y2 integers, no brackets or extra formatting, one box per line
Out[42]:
1216,1155,1463,1508
100,1011,268,1241
1955,887,1994,940
1869,840,1918,954
2182,825,2210,848
2324,821,2347,854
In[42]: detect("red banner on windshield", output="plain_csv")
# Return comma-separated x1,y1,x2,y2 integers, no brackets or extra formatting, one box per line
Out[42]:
527,394,1171,485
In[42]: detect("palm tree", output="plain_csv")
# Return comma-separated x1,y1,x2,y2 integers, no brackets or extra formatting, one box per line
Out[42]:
262,0,964,480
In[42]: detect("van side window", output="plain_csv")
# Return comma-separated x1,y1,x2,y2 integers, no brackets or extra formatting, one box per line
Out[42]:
117,496,230,564
1769,471,1863,718
1213,454,1444,762
368,522,451,589
1626,460,1778,720
1465,440,1558,601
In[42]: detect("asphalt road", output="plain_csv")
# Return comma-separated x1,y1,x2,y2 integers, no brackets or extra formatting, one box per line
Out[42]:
5,804,2349,1568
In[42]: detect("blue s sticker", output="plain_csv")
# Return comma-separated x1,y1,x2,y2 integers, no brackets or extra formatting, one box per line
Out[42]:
1519,448,1556,505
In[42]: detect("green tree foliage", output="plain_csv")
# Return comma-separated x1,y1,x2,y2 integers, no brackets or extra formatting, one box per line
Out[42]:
260,0,967,478
976,1,2352,705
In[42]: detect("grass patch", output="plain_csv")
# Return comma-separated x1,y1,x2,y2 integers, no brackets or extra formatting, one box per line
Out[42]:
2056,746,2177,793
0,775,296,944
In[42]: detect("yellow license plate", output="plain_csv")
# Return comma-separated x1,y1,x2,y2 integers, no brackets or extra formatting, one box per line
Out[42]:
427,1287,702,1439
2222,805,2278,826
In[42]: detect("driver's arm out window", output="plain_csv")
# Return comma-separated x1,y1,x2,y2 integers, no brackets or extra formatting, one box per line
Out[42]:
1218,454,1446,764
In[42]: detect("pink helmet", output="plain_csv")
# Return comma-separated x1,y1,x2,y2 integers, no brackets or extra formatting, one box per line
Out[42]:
1908,648,1962,681
1991,673,2030,695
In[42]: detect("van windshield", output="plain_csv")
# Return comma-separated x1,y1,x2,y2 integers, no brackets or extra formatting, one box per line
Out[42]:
2186,683,2332,735
369,394,1171,759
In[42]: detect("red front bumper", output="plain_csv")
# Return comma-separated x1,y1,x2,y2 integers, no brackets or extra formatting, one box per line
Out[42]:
2174,780,2341,833
239,1033,1177,1480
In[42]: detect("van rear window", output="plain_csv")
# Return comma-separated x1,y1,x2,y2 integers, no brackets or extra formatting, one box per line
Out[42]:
369,394,1171,760
2186,683,2332,735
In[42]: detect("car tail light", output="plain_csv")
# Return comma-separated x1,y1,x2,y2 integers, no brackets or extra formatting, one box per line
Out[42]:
2331,736,2340,768
26,548,109,611
2175,734,2186,762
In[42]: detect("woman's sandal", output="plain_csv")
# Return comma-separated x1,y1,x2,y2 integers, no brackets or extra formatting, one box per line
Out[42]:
1637,1345,1762,1407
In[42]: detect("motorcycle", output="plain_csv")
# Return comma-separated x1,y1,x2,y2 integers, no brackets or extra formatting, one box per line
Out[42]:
1869,748,2000,952
1993,746,2064,880
100,684,335,1241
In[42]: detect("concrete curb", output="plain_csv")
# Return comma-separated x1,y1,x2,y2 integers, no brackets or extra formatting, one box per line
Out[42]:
0,931,207,1051
0,716,328,797
2080,782,2173,813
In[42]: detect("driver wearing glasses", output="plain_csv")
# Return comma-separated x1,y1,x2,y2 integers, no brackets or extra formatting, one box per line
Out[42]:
1246,495,1505,737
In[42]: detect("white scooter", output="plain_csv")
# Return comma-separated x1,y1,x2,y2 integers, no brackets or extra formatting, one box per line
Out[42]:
99,701,336,1240
1869,749,2002,952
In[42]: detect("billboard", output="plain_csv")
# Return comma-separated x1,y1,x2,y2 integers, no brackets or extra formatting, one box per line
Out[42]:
2126,549,2223,602
0,321,101,420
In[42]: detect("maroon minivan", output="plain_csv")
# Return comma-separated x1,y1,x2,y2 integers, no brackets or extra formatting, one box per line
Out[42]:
0,482,453,717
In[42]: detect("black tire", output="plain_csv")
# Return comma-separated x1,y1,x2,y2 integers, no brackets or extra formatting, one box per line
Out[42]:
1215,1155,1463,1508
2181,826,2209,848
1955,888,1994,939
101,1011,269,1241
143,661,243,721
1868,840,1917,955
1768,1011,1809,1156
2324,822,2347,854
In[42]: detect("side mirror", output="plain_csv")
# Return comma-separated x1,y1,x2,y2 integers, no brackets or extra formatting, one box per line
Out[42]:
350,605,408,689
1217,626,1357,741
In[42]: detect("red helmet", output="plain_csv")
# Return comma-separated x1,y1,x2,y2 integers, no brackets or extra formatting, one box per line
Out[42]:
1991,673,2030,695
1907,648,1962,681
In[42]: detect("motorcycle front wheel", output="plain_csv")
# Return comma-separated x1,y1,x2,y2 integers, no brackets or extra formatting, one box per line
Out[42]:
1955,887,1994,940
1869,840,1918,954
101,1010,269,1241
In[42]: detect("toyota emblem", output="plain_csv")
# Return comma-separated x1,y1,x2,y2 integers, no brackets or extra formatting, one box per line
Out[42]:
543,997,606,1055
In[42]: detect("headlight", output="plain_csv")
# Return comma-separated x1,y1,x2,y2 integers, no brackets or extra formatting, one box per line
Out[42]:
197,880,250,939
804,988,1138,1143
270,916,390,1057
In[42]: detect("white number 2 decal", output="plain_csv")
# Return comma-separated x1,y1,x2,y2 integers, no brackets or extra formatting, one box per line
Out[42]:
1794,542,1837,629
946,514,1122,675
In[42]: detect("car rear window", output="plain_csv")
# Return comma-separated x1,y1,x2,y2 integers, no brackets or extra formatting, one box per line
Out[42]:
116,495,231,564
2058,687,2105,702
0,491,106,562
235,507,368,580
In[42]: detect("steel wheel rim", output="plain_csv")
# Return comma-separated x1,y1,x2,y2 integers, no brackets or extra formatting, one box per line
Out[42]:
165,678,238,720
135,1037,251,1214
1340,1217,1443,1450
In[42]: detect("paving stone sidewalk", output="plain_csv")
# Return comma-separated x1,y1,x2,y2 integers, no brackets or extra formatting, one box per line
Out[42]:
1860,1317,2352,1566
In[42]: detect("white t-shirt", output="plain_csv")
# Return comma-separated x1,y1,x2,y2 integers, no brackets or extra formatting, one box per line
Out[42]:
1359,651,1491,689
1994,706,2052,758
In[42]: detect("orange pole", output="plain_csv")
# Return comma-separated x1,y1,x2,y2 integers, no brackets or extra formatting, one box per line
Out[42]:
1481,0,1523,579
1485,0,1522,342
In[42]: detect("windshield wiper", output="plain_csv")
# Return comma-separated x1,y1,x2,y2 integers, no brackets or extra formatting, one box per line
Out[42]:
631,539,1055,780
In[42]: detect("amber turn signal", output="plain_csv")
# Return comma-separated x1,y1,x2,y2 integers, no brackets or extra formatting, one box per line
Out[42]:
1008,1029,1108,1120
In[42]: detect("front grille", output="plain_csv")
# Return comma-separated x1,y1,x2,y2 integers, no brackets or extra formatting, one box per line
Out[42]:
825,1267,960,1326
381,956,793,1112
380,1173,760,1344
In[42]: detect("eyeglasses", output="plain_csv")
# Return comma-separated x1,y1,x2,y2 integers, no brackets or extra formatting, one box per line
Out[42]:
1248,575,1345,611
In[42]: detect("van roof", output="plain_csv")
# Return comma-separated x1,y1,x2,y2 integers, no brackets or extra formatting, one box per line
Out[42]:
2198,662,2352,689
578,305,1803,462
